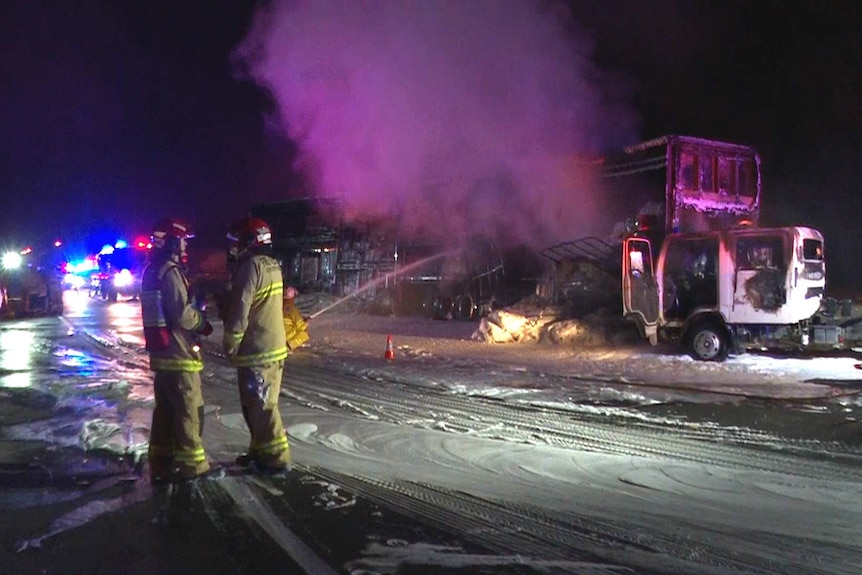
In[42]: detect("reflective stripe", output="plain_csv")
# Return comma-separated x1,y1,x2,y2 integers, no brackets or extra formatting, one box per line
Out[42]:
174,446,207,463
228,346,288,367
251,435,289,455
254,282,283,302
226,331,244,343
150,357,204,372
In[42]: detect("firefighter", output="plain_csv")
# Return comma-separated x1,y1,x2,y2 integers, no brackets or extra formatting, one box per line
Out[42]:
283,286,309,351
140,218,216,483
223,217,291,474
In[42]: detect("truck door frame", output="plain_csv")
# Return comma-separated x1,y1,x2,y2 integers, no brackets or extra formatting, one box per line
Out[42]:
622,237,661,344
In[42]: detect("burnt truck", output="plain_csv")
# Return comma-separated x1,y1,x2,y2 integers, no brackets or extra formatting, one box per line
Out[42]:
611,135,841,359
623,225,836,360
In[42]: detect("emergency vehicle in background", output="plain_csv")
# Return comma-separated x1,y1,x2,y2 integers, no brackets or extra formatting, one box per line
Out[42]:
0,246,63,318
92,240,149,301
612,135,839,360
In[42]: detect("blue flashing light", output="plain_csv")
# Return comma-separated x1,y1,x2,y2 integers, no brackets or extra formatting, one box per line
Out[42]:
114,240,128,249
68,259,97,274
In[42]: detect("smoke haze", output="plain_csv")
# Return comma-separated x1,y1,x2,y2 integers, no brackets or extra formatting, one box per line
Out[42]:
234,0,638,248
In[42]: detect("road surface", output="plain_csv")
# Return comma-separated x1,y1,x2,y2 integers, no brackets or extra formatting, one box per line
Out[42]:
1,290,861,574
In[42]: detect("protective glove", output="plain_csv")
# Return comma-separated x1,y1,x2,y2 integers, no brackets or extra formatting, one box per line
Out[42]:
198,321,214,337
223,333,240,357
194,292,208,312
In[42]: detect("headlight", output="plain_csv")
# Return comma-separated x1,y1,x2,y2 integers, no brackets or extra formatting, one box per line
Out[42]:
113,269,134,287
64,273,86,289
2,252,22,270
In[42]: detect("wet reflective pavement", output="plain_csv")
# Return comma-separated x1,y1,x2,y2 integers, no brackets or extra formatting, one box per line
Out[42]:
0,292,545,575
1,290,861,574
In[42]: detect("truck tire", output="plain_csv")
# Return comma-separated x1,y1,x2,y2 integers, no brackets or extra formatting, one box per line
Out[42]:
432,295,454,320
689,321,728,361
456,294,475,320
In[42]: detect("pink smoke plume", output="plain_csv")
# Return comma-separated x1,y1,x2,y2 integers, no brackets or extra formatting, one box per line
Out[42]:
234,0,638,248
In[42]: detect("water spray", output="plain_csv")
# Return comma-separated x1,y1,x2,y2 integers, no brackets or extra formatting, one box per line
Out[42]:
307,248,461,320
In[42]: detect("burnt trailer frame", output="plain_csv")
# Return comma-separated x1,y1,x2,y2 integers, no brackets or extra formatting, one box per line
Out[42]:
604,134,762,235
251,198,538,319
251,198,344,293
251,198,415,309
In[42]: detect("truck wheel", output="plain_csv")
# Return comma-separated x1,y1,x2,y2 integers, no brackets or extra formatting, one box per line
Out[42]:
689,321,728,361
456,294,475,320
432,296,453,320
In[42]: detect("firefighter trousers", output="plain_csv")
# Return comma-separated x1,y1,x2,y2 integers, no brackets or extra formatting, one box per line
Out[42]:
236,361,291,469
148,370,210,479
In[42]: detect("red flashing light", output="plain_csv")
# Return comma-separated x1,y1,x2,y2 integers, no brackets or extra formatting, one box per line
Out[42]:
54,240,63,248
134,236,153,250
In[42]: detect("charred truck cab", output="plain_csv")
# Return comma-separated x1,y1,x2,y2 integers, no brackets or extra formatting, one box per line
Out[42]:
608,135,838,359
623,226,834,360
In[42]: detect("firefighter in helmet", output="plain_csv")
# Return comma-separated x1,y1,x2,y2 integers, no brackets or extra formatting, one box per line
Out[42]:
223,217,291,473
283,286,309,351
140,218,216,482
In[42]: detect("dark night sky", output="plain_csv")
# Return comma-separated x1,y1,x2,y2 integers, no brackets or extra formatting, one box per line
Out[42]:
1,1,860,288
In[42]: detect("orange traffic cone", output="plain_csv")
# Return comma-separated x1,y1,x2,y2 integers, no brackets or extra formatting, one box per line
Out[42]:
384,334,395,360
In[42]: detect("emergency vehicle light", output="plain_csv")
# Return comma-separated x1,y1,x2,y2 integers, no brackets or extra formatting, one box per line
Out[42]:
67,258,97,274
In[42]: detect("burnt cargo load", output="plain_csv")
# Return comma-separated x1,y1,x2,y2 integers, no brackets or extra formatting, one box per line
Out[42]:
251,198,540,319
608,135,761,236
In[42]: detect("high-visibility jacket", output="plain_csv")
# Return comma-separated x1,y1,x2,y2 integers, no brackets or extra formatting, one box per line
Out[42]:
283,302,309,351
223,253,287,367
141,258,206,372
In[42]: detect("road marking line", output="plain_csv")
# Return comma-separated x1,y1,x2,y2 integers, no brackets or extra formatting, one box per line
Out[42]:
217,476,338,575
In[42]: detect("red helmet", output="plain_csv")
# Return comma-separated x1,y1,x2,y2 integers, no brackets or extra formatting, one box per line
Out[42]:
226,217,272,250
151,218,194,251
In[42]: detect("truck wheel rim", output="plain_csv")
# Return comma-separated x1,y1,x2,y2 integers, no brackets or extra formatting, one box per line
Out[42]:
693,330,721,360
